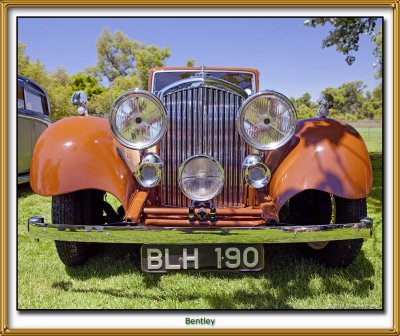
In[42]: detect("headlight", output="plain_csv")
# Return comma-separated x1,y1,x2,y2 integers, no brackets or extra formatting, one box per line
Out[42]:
178,155,224,202
109,89,167,150
237,91,297,150
242,155,271,189
134,153,163,188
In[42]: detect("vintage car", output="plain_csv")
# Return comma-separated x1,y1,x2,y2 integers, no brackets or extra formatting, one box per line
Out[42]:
18,75,51,184
28,66,373,272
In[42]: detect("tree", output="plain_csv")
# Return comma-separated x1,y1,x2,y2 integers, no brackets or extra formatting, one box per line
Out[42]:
290,92,318,119
135,45,171,88
89,28,170,87
18,42,48,84
323,81,367,120
90,75,140,115
186,59,195,67
70,73,106,99
372,26,382,79
304,18,381,76
91,28,139,82
46,67,76,120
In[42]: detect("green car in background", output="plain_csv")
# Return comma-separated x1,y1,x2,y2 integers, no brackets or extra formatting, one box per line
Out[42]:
17,75,51,184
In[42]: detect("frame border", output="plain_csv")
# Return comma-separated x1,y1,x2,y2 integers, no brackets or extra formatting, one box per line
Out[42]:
1,1,398,335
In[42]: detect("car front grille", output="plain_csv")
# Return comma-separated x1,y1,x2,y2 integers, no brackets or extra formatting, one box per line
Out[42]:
159,86,245,207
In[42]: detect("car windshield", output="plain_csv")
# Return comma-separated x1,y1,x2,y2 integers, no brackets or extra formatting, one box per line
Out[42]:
153,70,255,93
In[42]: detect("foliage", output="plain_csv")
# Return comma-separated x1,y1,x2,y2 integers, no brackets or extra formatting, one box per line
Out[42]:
290,93,318,119
18,43,76,120
186,59,196,67
47,68,76,120
18,42,48,84
372,26,382,79
88,28,170,88
90,75,139,115
323,81,381,120
134,45,171,88
70,73,106,99
91,28,140,82
304,18,382,78
291,81,382,121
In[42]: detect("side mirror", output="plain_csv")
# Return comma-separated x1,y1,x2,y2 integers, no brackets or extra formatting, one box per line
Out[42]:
317,93,334,118
71,91,88,115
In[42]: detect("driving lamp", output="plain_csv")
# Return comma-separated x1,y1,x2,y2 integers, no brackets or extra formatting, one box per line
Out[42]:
238,90,297,150
109,89,167,150
242,155,271,189
178,155,224,202
134,153,163,188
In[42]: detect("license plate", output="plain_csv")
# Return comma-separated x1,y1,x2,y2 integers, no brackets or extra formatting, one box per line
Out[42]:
141,244,264,273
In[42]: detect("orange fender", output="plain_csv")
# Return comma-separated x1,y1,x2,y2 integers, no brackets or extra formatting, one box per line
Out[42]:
267,118,373,211
30,116,138,211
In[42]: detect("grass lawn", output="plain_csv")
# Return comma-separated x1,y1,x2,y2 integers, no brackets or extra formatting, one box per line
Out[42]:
349,121,382,153
17,124,383,309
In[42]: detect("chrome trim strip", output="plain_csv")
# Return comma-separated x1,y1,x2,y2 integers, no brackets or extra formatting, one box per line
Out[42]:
158,77,248,99
28,217,372,244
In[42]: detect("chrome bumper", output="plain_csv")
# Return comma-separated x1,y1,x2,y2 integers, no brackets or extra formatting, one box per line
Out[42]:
28,216,372,244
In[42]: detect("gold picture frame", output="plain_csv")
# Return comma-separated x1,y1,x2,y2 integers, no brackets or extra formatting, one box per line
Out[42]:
1,1,398,334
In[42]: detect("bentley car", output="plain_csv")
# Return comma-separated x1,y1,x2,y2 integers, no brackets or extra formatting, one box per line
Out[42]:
28,66,373,272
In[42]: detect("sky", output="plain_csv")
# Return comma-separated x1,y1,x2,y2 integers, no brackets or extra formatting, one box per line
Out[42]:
18,17,382,100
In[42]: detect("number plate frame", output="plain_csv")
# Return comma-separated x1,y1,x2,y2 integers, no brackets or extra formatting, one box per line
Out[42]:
141,244,264,273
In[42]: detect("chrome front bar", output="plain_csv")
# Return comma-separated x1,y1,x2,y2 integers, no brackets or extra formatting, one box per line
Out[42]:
28,216,372,244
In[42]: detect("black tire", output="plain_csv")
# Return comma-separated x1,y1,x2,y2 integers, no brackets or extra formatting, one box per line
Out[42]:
53,190,104,266
289,190,366,268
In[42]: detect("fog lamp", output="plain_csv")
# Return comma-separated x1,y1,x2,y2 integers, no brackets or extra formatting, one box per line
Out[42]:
134,153,163,188
178,155,224,202
242,155,271,189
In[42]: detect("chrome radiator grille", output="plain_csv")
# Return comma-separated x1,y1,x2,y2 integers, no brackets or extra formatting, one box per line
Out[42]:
160,86,245,207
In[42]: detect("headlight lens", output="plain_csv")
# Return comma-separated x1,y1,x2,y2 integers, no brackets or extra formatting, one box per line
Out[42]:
238,91,297,150
178,155,224,202
109,89,167,150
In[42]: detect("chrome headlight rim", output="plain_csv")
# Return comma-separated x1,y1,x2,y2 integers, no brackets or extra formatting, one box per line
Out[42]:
109,89,167,150
134,162,162,188
244,162,271,189
237,90,298,151
242,154,271,189
178,155,225,202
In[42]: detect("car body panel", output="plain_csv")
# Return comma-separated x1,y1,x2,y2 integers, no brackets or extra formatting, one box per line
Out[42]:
29,116,137,211
267,118,373,211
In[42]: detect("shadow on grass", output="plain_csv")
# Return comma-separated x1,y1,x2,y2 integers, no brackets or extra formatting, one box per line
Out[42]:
59,242,374,309
17,183,34,198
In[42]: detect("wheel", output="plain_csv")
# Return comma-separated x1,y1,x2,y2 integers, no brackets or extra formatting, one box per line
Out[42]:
53,190,104,266
289,190,366,267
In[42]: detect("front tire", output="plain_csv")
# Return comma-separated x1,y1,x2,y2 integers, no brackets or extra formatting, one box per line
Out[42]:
53,190,104,266
289,190,366,267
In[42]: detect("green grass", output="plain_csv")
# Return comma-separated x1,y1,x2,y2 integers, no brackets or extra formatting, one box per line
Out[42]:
348,121,382,153
17,152,383,310
355,127,382,153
